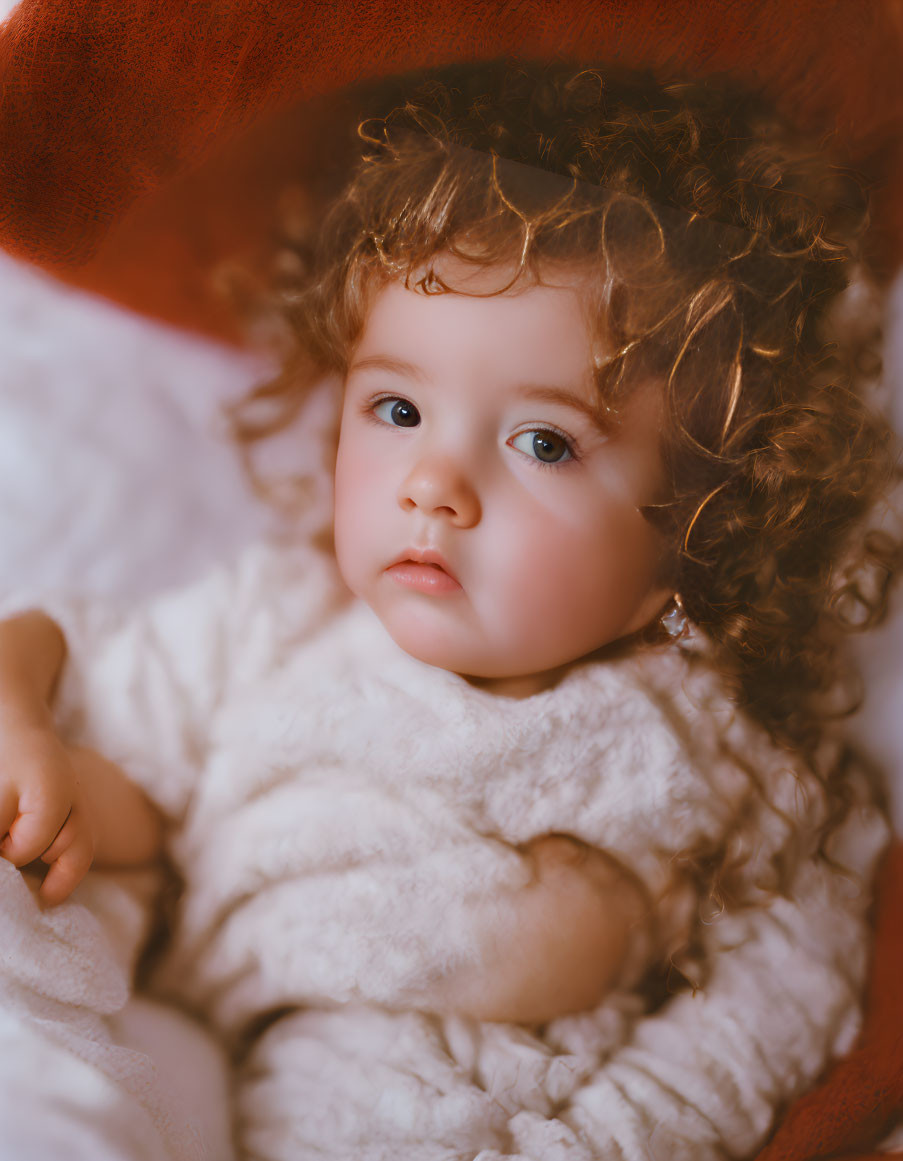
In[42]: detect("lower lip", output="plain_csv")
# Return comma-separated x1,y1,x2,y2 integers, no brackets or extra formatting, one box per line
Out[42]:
385,562,462,594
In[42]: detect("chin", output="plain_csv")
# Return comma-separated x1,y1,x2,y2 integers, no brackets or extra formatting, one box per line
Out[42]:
378,613,471,674
389,630,462,673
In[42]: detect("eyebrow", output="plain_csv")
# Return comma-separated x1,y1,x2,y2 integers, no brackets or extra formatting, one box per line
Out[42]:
346,355,428,382
520,385,613,434
347,355,613,433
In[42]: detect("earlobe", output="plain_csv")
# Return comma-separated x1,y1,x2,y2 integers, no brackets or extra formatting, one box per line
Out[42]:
624,584,681,639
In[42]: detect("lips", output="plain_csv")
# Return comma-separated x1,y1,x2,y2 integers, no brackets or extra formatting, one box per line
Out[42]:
385,548,462,594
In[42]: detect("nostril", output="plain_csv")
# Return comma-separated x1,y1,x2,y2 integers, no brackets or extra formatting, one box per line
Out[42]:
398,463,480,526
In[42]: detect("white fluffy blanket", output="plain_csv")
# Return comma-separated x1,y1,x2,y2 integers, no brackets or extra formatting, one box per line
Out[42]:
0,860,209,1159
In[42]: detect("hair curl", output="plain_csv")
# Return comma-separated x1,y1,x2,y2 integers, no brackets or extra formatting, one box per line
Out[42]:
228,59,899,973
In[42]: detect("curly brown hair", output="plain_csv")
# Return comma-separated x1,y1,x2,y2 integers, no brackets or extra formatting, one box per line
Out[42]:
230,60,897,892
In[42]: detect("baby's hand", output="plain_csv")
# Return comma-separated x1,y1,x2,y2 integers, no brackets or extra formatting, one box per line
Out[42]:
0,724,94,905
445,833,649,1025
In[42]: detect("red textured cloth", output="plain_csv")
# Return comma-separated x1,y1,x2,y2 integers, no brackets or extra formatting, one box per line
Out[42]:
0,4,901,1159
0,1,902,340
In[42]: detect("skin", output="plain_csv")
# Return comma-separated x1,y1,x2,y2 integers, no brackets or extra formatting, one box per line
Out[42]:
0,612,162,905
335,261,673,697
0,257,671,1021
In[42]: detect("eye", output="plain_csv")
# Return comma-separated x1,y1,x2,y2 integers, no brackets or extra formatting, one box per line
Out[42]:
510,428,575,466
371,396,421,428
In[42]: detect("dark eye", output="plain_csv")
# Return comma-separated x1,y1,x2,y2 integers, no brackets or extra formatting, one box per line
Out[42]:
510,429,573,465
373,397,421,428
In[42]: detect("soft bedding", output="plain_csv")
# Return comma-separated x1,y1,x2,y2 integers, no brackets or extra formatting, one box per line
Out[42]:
0,251,267,1158
0,860,221,1160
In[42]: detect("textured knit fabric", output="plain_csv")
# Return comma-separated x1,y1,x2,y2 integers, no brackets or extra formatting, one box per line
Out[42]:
758,839,903,1161
43,538,889,1161
0,861,208,1160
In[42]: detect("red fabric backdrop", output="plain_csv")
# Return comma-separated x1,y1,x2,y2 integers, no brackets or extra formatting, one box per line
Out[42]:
0,3,901,1157
1,0,902,340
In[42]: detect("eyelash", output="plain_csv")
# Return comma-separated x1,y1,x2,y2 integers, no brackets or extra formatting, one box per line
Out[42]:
511,423,581,471
361,394,417,429
360,394,582,470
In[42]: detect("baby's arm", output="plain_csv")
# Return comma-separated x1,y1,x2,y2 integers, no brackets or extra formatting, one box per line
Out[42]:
472,805,890,1161
543,856,878,1160
0,610,163,905
437,834,649,1024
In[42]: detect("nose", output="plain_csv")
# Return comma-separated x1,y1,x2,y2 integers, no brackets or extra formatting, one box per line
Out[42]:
398,455,482,528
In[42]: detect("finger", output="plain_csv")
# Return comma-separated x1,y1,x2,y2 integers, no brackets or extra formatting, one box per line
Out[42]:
39,828,94,907
39,810,80,865
0,784,20,852
1,800,70,867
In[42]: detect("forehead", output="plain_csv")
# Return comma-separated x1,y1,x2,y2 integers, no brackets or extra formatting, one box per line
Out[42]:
353,261,600,386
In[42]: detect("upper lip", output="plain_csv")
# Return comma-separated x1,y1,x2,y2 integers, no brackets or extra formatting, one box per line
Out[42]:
387,547,460,584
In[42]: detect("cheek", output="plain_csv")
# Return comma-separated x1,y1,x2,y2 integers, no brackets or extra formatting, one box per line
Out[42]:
333,428,379,585
477,495,590,622
333,420,408,594
487,492,660,635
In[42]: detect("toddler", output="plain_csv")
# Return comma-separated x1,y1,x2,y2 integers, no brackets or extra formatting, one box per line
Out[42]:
0,61,896,1160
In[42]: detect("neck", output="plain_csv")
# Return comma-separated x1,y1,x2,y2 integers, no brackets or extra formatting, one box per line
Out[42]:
460,664,572,700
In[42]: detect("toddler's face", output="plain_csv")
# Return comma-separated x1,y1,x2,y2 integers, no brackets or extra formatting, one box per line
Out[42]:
333,261,672,696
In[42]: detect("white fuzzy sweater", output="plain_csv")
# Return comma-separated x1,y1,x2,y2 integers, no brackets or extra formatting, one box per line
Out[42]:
48,538,888,1161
